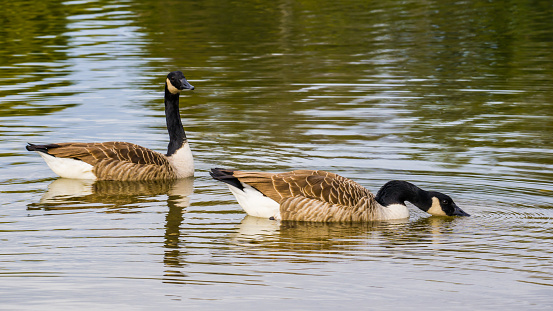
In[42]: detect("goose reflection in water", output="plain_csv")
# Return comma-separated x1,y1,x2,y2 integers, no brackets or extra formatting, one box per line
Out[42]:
228,214,469,259
27,177,194,211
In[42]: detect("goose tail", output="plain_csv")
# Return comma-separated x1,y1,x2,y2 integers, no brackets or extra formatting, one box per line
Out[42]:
210,168,280,219
209,168,243,190
26,143,58,154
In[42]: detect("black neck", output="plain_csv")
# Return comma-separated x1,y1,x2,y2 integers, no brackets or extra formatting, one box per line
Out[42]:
375,180,432,210
165,84,186,156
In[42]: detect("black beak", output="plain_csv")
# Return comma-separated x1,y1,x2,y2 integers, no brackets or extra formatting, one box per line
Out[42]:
452,204,470,217
180,78,194,91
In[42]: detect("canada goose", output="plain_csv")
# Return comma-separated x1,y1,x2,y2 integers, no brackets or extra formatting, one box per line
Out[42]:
26,71,195,181
210,168,470,222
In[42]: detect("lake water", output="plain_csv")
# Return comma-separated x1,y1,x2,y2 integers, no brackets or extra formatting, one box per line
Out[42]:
1,0,553,309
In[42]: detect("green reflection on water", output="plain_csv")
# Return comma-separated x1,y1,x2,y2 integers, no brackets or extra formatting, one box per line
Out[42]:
0,1,74,116
131,0,553,154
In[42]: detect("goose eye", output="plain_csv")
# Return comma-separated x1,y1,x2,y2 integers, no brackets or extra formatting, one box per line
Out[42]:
442,199,449,205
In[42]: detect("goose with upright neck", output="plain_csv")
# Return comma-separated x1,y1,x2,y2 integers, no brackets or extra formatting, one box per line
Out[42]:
163,71,195,178
210,168,470,222
26,71,195,181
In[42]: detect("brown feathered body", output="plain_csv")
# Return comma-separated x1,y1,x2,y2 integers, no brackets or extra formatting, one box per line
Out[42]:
211,169,408,222
27,141,191,181
48,142,177,180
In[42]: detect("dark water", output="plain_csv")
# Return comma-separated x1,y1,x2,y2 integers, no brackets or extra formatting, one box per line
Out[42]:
1,0,553,309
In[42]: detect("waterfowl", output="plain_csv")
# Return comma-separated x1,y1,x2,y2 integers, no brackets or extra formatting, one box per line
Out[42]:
26,71,195,181
210,168,470,222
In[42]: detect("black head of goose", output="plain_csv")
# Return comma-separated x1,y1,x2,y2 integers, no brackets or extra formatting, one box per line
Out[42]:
26,71,195,181
210,168,470,222
374,180,469,217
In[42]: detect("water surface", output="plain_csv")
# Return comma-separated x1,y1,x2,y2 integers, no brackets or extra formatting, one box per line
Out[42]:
1,0,553,309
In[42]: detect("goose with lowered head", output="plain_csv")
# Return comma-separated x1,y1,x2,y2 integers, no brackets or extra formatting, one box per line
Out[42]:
210,168,470,222
26,71,195,181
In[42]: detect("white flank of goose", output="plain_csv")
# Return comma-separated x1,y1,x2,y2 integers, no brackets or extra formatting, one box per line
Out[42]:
26,71,195,181
210,168,470,222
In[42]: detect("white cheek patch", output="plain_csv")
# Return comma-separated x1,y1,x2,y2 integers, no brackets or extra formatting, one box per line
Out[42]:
426,197,448,216
166,78,181,94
